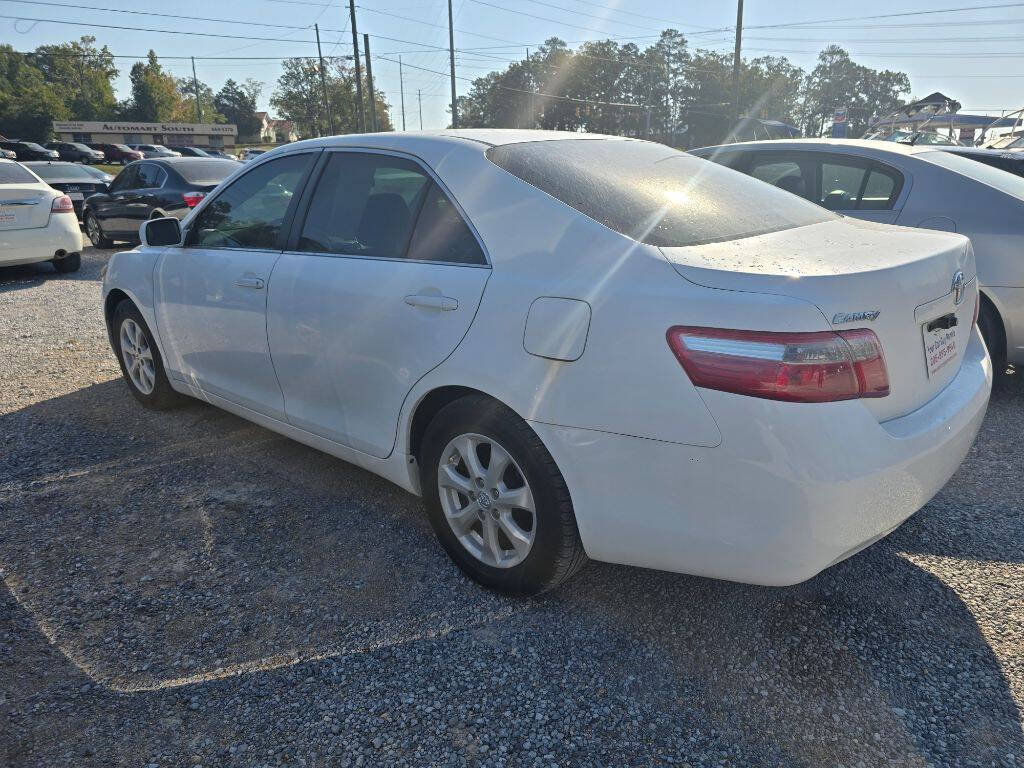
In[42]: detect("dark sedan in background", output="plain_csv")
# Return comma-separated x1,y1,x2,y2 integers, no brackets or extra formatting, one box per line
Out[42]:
166,145,212,158
45,141,105,163
23,161,110,219
0,140,59,161
82,157,239,247
87,143,143,164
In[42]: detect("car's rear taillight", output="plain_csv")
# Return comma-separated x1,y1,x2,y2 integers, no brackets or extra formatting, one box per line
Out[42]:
666,326,890,403
182,192,205,208
51,194,74,214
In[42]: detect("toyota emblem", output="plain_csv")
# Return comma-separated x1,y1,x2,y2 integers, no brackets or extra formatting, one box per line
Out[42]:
952,270,965,306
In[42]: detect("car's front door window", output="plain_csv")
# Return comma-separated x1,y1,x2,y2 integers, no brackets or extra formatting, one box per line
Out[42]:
189,153,313,250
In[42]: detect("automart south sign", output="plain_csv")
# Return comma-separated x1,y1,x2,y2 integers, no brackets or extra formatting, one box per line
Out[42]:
52,121,238,135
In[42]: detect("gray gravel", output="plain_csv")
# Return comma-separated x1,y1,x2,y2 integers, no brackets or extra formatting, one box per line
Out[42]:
1,246,1023,767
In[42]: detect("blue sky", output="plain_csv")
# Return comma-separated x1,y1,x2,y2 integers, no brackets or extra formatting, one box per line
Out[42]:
4,0,1024,131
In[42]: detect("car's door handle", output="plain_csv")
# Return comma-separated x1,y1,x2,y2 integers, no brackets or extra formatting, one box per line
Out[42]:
404,294,458,311
234,277,265,289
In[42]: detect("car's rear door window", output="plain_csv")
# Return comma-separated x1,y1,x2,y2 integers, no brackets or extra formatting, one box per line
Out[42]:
189,153,313,250
487,139,833,247
406,183,486,264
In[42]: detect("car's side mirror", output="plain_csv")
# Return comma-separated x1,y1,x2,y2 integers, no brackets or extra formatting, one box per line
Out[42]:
140,217,182,247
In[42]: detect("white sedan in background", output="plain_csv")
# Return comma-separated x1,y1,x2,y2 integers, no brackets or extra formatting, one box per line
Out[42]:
0,159,83,273
101,131,990,594
692,139,1024,370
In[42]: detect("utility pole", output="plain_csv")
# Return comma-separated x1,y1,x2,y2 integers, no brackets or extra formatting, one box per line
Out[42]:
399,55,406,131
314,24,335,136
418,89,423,130
191,57,201,123
447,0,457,128
348,0,365,133
526,47,533,128
363,33,377,132
731,0,744,130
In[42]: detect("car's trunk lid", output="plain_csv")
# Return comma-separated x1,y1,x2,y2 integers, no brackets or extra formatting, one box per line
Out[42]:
661,218,975,421
0,185,55,230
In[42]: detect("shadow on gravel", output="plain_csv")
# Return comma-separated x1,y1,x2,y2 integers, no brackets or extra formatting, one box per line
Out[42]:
0,245,108,293
896,368,1024,565
1,377,1021,766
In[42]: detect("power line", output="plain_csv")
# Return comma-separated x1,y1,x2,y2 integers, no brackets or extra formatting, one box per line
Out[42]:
355,5,524,45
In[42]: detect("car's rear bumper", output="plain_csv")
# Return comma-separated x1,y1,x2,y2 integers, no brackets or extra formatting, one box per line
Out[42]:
530,327,992,586
0,215,83,267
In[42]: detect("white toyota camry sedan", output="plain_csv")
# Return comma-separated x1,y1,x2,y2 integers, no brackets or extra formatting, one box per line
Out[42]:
101,131,992,594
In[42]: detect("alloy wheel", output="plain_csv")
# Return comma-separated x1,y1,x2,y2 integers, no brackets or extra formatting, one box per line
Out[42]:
119,318,156,395
437,433,536,568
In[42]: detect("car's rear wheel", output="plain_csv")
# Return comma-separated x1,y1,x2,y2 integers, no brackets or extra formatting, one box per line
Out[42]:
85,212,114,249
978,298,1007,372
420,395,587,595
52,252,81,273
112,301,184,410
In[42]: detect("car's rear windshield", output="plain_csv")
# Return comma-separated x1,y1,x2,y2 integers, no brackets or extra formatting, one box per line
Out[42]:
921,149,1024,194
0,163,39,184
486,139,835,247
174,159,239,184
27,163,96,180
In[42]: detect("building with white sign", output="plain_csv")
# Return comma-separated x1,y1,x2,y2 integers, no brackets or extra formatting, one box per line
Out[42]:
52,121,238,148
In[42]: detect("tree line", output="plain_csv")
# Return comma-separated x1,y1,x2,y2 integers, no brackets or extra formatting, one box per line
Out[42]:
1,33,912,147
0,37,391,142
456,33,912,146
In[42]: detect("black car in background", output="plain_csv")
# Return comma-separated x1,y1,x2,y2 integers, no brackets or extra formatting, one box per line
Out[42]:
166,145,211,158
45,141,105,163
0,140,59,161
82,157,239,247
23,161,110,219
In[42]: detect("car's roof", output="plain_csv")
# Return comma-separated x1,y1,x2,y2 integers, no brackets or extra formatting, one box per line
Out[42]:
279,129,628,155
692,138,945,158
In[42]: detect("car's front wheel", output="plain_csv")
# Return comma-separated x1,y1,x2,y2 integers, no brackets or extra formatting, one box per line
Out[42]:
420,395,587,595
112,301,184,410
84,211,114,249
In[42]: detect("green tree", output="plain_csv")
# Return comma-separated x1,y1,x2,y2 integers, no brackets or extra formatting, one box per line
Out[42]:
214,78,263,139
122,51,180,122
271,57,390,137
0,45,68,141
800,45,910,137
31,36,118,120
171,76,225,124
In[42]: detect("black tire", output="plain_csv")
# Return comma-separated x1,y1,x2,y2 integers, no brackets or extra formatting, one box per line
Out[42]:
978,298,1007,373
111,300,185,410
419,394,587,595
85,211,114,249
52,252,81,273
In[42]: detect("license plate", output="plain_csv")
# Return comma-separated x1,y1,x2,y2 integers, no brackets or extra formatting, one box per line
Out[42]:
67,192,84,201
923,323,957,378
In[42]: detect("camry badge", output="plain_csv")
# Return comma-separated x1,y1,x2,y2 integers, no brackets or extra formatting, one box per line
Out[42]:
952,271,965,306
833,310,880,324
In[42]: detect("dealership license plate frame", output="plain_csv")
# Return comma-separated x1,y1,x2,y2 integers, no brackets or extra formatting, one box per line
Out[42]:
923,321,958,378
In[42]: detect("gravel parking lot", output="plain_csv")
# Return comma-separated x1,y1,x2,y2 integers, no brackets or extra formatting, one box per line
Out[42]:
1,246,1023,767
